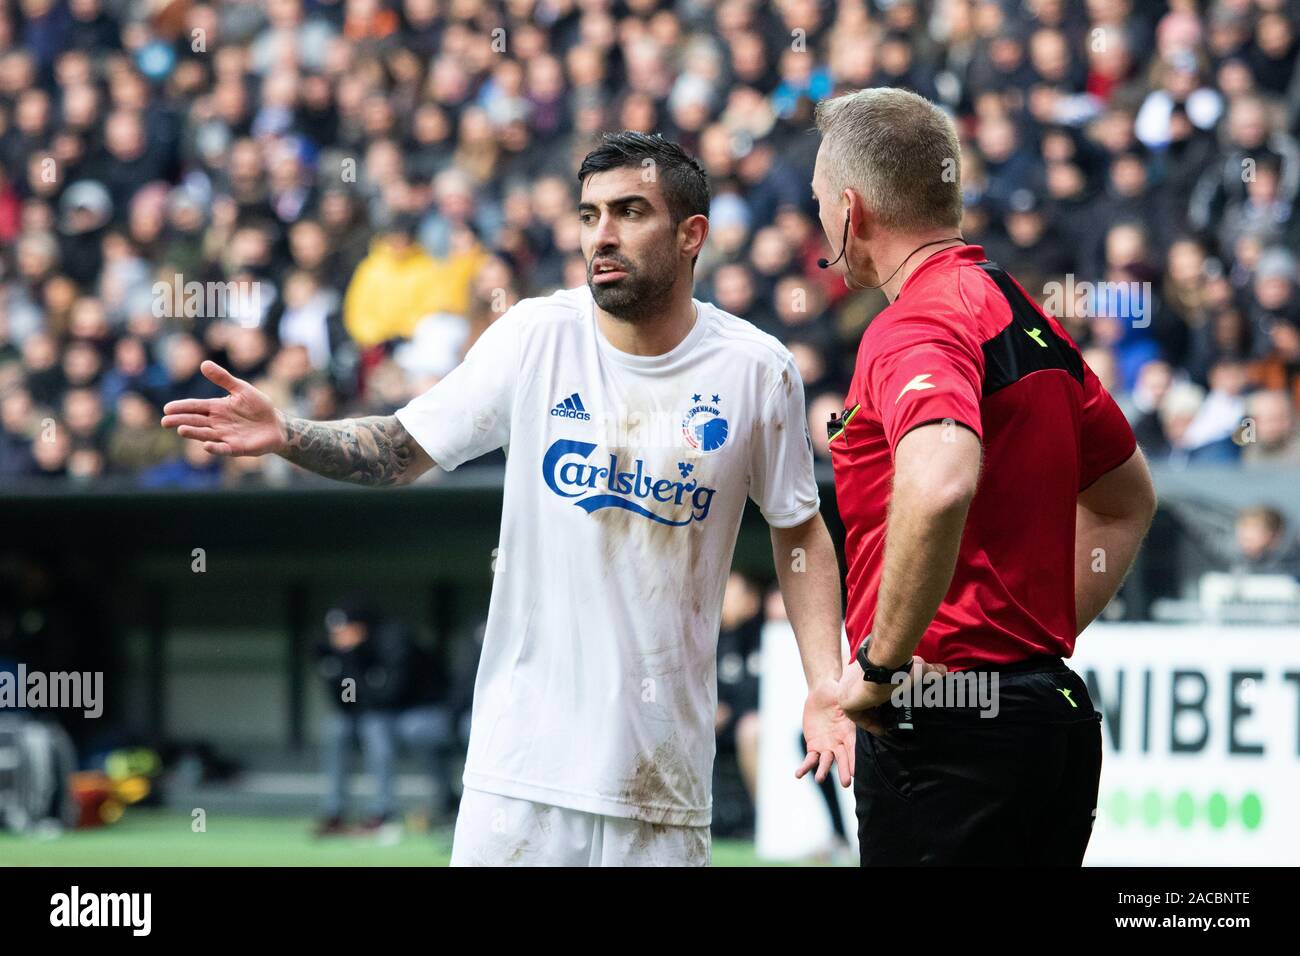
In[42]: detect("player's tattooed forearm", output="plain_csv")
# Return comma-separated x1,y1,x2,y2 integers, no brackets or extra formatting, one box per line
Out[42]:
278,414,418,486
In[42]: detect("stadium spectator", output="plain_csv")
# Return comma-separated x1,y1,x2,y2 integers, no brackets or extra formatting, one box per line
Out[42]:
314,595,453,835
138,437,223,489
1248,247,1300,385
1241,388,1300,466
0,0,1298,491
1181,357,1249,462
1233,505,1300,579
1128,358,1180,455
0,386,36,477
107,389,180,473
342,212,484,348
979,187,1074,288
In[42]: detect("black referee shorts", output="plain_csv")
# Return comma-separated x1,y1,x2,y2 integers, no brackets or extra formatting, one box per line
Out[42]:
853,655,1102,866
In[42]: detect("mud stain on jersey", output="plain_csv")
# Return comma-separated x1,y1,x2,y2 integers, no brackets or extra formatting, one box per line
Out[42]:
594,449,636,566
621,736,685,823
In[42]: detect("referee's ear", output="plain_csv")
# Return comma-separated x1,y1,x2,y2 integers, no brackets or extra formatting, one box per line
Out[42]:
841,188,873,241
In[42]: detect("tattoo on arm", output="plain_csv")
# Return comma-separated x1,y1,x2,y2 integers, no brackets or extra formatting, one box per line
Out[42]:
278,414,422,486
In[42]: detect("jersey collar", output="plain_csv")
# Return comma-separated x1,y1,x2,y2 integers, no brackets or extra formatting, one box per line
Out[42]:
591,291,711,372
896,243,987,299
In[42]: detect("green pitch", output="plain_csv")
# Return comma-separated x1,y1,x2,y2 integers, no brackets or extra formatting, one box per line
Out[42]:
0,810,827,866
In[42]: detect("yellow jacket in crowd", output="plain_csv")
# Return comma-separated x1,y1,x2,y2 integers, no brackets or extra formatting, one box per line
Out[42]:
343,236,486,347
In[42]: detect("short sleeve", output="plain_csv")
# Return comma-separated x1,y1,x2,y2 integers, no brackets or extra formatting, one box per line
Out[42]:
394,309,521,472
863,315,985,452
1078,359,1137,490
748,355,821,528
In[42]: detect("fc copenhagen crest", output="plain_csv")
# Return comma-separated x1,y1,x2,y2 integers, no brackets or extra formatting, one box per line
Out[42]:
682,393,728,453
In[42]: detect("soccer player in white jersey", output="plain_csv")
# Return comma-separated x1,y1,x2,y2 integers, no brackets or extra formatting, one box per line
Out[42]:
161,132,854,866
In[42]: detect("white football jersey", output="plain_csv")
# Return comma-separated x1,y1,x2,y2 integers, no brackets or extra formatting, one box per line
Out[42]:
396,285,819,826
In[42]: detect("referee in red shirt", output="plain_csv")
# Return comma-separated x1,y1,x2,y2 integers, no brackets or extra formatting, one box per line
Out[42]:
811,89,1157,866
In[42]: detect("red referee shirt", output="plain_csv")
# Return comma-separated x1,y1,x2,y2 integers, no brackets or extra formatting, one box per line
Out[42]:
829,244,1137,670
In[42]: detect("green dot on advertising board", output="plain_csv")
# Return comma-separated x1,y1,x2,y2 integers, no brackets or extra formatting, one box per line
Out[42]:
1141,790,1162,827
1207,792,1229,829
1110,790,1130,826
1174,791,1195,828
1239,793,1262,830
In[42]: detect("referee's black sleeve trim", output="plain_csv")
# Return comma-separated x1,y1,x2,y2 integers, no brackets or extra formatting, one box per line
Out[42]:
895,417,982,447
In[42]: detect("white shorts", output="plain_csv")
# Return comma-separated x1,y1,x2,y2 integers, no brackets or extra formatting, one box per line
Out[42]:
450,787,711,867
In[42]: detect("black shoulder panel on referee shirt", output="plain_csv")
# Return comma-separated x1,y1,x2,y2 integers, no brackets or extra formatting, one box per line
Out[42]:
976,260,1084,397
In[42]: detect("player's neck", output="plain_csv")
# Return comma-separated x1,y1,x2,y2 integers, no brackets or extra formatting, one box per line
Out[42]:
595,285,699,357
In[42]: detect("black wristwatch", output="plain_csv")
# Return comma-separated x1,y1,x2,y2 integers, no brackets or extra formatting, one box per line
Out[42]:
855,636,915,685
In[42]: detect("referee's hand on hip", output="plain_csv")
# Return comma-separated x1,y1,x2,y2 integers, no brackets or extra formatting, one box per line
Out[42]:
837,656,947,736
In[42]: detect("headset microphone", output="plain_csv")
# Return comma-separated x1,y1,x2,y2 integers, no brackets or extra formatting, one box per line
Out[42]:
817,214,850,270
819,210,964,292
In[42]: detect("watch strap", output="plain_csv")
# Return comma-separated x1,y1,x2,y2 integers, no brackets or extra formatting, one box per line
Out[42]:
856,637,915,684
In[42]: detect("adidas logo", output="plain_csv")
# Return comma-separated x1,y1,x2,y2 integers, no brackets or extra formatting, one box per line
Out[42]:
550,392,591,421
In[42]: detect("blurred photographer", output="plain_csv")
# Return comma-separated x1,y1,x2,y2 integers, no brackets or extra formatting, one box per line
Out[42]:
315,595,452,835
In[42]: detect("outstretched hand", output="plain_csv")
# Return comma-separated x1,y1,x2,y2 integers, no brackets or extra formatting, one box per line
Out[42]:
160,361,286,457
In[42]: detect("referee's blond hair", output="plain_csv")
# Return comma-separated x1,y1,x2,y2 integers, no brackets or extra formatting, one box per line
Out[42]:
814,88,963,232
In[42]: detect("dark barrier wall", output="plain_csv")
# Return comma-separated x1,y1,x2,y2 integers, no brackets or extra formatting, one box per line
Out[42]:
0,472,806,752
0,465,1290,752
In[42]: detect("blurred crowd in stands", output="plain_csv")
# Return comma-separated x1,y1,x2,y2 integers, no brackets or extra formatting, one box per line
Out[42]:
2,0,1300,492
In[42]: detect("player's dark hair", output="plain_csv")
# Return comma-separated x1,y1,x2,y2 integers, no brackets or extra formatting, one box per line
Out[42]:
577,131,711,227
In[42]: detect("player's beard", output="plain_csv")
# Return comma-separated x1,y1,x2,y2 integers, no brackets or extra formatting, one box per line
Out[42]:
587,244,680,323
